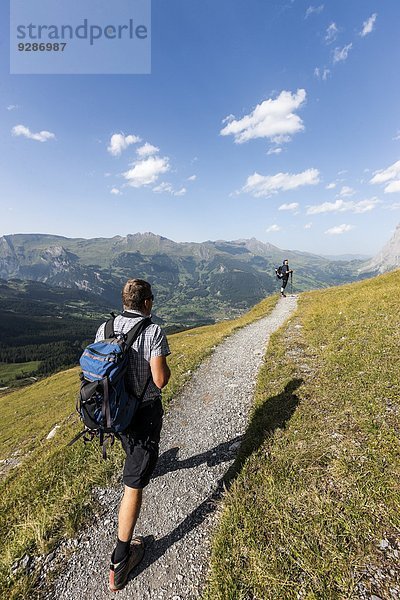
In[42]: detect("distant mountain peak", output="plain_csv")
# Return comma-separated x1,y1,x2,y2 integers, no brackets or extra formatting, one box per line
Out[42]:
127,232,170,241
232,237,282,256
360,223,400,274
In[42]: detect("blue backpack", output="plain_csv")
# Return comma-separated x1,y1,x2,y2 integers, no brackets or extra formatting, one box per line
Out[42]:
69,314,152,458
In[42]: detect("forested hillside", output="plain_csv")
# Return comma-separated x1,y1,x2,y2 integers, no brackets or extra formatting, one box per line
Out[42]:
0,232,364,329
0,280,108,387
0,232,366,388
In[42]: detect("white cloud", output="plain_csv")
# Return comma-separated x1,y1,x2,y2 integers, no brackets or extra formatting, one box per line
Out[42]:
12,124,55,143
360,13,377,37
387,202,400,210
325,22,338,43
393,131,400,141
136,142,159,157
279,202,299,211
325,224,354,235
385,180,400,194
241,168,320,198
110,188,122,195
153,182,187,196
266,224,281,233
314,67,330,80
267,147,283,155
7,104,19,111
108,133,141,156
339,186,356,197
326,182,336,189
153,182,174,194
333,43,353,64
187,175,197,181
222,113,235,124
273,135,292,144
304,222,313,229
305,5,324,18
307,197,380,214
370,160,400,193
349,198,381,212
307,200,342,214
370,160,400,184
123,156,170,188
220,89,306,144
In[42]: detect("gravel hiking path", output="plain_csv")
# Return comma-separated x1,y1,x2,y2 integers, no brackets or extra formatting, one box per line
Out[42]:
42,295,297,600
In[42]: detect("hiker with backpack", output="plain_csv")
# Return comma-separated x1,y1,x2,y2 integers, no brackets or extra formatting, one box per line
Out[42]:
275,259,293,297
83,279,170,591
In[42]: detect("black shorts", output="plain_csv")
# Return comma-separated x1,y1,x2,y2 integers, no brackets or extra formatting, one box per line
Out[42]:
119,398,163,489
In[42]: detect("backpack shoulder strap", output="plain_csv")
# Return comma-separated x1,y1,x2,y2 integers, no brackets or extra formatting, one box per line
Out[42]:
104,317,115,340
124,317,152,350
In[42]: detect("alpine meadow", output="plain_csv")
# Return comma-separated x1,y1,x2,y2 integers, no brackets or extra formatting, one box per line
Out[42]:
205,270,400,599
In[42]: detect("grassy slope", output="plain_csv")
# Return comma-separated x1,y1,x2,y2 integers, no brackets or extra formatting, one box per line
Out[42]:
0,294,278,600
205,270,400,599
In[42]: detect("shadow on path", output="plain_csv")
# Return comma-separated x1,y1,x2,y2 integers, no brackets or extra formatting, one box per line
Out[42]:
129,378,303,582
153,436,243,479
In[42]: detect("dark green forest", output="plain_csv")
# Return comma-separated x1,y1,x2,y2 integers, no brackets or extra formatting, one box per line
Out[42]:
0,280,108,387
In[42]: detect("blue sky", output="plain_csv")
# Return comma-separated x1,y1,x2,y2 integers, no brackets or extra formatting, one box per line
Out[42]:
1,0,399,255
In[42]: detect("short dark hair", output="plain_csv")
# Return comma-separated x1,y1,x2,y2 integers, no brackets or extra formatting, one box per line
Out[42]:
122,279,152,311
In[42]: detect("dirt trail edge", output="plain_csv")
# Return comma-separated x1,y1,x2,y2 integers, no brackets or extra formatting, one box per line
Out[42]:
43,295,297,600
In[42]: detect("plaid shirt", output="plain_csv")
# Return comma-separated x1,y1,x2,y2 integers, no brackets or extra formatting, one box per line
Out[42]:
95,310,170,405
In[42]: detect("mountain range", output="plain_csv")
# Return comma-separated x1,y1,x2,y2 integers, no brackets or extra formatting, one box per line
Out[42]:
0,232,368,328
1,229,398,387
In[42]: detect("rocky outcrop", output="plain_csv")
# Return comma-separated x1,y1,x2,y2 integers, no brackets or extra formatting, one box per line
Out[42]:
0,236,19,277
360,223,400,274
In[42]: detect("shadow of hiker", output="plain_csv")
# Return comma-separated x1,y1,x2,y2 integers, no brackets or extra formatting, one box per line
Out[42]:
129,378,303,583
231,377,303,478
152,435,243,479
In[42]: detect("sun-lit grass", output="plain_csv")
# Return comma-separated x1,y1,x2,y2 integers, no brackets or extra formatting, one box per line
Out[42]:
0,294,278,599
205,270,400,599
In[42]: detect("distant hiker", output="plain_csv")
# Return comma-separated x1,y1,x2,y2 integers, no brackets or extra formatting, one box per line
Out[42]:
276,259,293,297
94,279,171,592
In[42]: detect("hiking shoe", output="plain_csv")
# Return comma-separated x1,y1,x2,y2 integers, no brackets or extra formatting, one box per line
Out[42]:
109,536,145,592
281,293,286,297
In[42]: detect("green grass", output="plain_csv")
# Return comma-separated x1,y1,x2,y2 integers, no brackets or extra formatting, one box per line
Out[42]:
0,362,41,387
205,270,400,599
0,294,278,600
